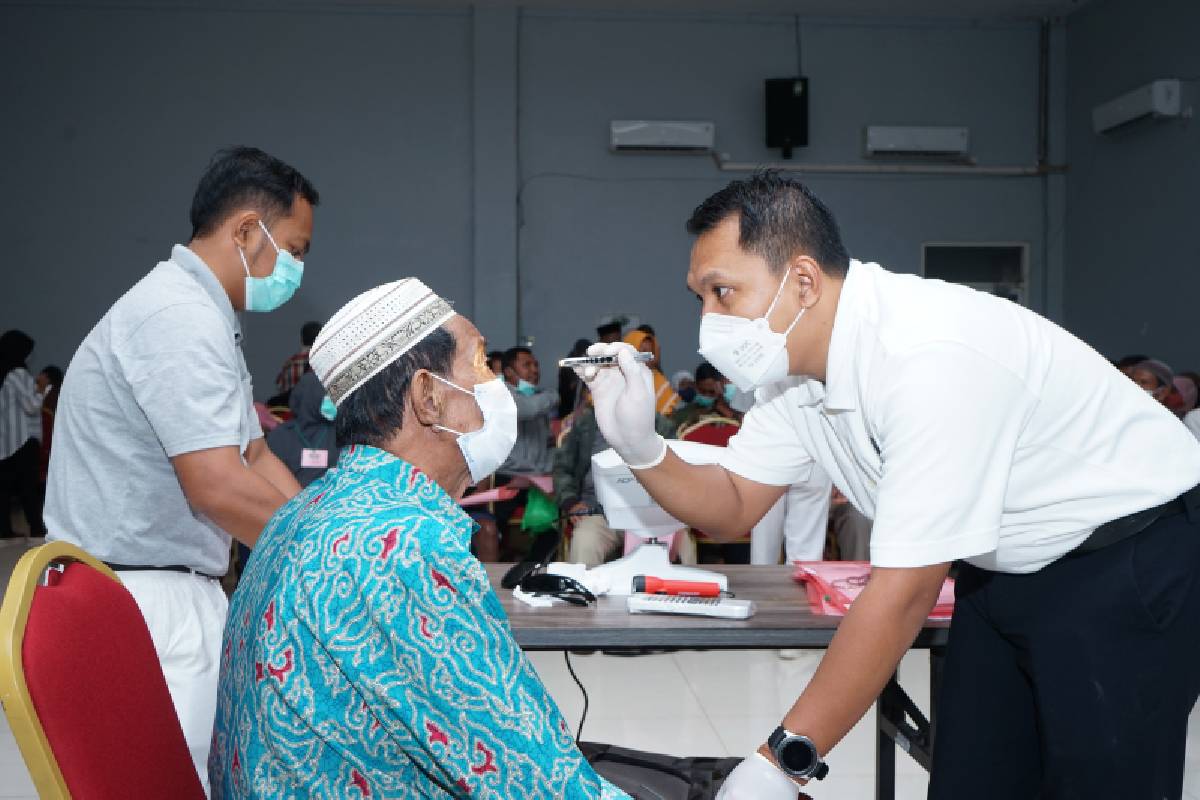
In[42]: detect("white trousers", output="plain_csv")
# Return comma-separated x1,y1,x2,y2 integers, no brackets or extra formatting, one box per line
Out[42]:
119,571,228,797
750,464,834,564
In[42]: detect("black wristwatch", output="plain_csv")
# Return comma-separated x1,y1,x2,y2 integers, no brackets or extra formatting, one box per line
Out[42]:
767,726,829,781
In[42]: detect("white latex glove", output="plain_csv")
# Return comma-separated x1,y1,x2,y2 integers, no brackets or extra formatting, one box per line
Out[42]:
716,753,806,800
575,342,664,468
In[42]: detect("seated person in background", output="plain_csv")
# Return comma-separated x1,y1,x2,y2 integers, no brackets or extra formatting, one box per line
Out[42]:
1130,359,1175,409
270,320,321,406
555,393,676,568
596,320,622,344
672,361,742,432
264,371,338,487
486,349,504,376
557,338,591,420
623,329,680,415
1174,373,1198,417
1114,353,1150,378
36,364,63,485
500,346,557,475
211,279,627,800
672,369,696,404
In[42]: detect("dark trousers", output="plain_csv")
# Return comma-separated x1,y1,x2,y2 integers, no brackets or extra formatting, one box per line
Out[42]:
0,438,46,537
929,508,1200,799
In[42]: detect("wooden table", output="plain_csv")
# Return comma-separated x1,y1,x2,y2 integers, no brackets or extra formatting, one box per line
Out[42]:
487,563,949,800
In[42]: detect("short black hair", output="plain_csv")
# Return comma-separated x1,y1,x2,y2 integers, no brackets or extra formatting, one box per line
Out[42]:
695,362,723,383
189,146,319,239
635,324,656,336
334,327,456,449
39,365,64,386
686,170,849,277
1115,354,1150,370
301,321,322,348
502,346,532,372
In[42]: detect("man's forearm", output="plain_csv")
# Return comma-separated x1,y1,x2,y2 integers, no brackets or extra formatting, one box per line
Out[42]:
200,470,289,547
767,564,950,761
633,451,785,538
249,445,302,499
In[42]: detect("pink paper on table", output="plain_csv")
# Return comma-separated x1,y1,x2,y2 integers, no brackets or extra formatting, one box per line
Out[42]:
507,474,554,494
458,486,519,507
792,561,955,620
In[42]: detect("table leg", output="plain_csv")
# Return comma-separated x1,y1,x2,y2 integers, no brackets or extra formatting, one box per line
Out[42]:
875,686,897,800
875,662,938,799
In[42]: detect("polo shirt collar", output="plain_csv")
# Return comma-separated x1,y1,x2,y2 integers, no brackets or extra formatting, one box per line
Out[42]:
820,259,866,412
170,244,241,343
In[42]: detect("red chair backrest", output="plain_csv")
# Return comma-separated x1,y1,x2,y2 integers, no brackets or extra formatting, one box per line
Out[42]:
22,563,205,798
681,420,739,448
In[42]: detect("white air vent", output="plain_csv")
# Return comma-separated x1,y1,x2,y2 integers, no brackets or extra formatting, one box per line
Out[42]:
610,120,715,152
865,126,970,158
1093,79,1185,134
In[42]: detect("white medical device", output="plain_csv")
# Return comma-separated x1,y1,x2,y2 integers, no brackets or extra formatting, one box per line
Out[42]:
589,440,730,596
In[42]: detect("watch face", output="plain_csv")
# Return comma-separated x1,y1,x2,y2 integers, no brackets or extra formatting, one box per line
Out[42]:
778,737,817,774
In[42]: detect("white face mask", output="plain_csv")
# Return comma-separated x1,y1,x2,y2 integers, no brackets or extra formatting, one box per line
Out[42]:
430,375,518,484
697,268,805,392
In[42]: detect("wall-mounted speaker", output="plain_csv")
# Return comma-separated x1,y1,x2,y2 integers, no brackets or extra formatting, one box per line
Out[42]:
765,77,809,159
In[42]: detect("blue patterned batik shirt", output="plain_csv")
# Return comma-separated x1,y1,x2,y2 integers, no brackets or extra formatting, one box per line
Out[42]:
210,445,628,799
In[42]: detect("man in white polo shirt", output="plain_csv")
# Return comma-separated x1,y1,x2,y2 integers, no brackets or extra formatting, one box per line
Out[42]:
44,146,318,793
581,173,1200,799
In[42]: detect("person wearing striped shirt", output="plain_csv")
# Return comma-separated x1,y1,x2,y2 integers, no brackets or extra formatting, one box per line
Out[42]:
0,329,45,538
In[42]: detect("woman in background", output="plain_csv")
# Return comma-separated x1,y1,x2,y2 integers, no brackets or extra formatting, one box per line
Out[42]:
0,330,46,538
623,329,680,415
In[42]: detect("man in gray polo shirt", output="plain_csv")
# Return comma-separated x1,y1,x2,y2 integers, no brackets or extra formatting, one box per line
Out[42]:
45,146,318,793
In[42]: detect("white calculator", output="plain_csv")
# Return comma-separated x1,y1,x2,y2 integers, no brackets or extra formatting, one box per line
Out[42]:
626,593,756,620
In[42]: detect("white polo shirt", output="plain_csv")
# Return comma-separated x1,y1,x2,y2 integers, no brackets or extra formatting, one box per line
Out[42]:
723,261,1200,574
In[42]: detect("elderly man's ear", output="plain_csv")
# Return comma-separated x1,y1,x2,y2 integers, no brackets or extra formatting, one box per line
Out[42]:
411,371,446,428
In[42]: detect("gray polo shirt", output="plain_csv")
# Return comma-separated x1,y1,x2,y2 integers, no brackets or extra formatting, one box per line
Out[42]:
45,245,263,575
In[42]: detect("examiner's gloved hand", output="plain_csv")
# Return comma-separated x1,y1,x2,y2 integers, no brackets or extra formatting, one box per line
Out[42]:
575,343,664,468
716,753,807,800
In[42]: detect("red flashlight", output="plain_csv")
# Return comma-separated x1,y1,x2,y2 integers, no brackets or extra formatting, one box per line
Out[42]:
631,575,723,597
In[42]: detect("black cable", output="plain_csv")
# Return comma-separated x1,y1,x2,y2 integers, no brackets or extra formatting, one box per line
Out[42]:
793,15,803,75
564,651,589,742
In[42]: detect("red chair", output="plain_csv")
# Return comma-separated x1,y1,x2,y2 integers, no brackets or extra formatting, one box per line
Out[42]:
0,541,205,799
678,418,752,554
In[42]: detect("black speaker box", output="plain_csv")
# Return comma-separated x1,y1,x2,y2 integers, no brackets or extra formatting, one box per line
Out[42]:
765,77,809,158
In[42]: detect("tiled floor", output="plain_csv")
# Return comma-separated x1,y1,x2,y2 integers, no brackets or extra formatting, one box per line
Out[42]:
0,531,1198,798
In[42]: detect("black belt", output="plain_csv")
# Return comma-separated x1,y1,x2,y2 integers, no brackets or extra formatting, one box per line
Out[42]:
1067,483,1200,558
104,562,223,581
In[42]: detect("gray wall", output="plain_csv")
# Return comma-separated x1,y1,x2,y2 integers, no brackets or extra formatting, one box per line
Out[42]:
0,4,473,391
1064,0,1200,368
2,3,1063,392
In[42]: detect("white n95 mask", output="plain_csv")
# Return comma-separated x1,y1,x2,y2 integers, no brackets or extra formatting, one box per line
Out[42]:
430,375,518,484
698,268,805,392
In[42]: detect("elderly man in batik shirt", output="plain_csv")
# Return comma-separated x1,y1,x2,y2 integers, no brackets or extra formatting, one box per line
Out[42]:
209,279,629,799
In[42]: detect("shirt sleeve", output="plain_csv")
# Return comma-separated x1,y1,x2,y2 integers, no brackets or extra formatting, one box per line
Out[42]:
512,388,558,421
324,512,628,800
868,343,1034,568
721,390,815,486
116,303,245,458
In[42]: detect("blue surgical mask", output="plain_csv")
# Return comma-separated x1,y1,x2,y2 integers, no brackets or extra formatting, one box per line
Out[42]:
516,379,537,396
319,396,337,421
239,220,304,313
724,383,738,403
694,393,715,408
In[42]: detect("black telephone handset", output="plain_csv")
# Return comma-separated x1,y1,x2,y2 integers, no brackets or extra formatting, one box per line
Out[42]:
500,529,563,589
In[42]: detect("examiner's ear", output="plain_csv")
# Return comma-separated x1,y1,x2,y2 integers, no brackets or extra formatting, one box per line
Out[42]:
410,370,445,428
793,256,822,308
